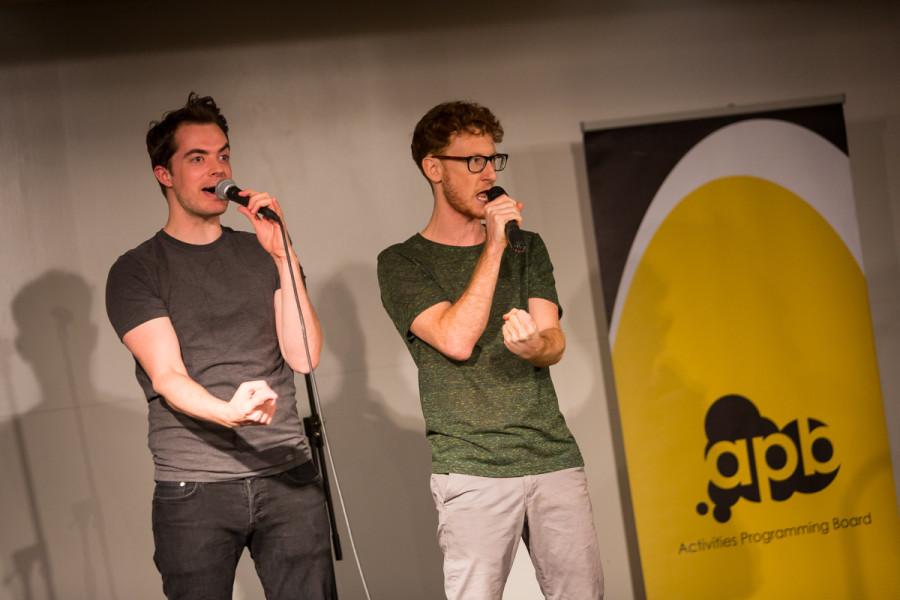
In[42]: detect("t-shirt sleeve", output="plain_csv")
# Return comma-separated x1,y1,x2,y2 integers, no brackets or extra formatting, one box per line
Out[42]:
527,233,563,318
377,245,451,341
105,252,169,340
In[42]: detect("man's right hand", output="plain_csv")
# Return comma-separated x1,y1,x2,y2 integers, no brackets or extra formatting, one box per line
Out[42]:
408,195,523,362
226,380,278,427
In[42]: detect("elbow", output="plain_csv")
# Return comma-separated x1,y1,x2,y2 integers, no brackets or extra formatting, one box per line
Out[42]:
442,340,475,362
285,336,322,373
289,352,319,374
150,371,176,399
304,353,321,373
446,349,472,362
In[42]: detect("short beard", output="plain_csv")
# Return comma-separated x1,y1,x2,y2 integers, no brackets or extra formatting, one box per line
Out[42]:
442,178,481,220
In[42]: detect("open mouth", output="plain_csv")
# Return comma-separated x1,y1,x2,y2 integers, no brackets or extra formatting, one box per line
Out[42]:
202,186,217,195
476,190,489,202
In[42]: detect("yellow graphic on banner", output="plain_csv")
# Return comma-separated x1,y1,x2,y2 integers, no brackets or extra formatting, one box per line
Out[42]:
614,176,900,599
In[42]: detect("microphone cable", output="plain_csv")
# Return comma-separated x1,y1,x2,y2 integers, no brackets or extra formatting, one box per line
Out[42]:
277,217,373,600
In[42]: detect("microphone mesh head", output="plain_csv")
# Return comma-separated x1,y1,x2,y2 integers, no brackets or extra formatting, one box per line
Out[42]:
214,179,236,200
486,186,506,201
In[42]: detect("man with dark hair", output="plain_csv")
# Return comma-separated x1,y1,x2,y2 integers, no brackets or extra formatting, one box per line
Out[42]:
145,93,230,195
377,100,604,599
106,93,334,599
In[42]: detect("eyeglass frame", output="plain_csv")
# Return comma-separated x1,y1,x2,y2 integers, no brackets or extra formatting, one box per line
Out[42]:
431,153,509,173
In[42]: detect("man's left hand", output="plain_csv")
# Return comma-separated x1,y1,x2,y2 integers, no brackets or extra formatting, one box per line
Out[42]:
502,307,542,359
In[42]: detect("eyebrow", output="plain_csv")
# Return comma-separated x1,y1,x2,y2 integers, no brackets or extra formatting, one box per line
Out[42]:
183,142,230,158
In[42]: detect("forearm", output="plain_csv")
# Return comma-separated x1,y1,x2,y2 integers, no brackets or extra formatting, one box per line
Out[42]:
430,244,504,360
153,370,236,427
123,316,275,427
525,327,566,367
275,248,322,373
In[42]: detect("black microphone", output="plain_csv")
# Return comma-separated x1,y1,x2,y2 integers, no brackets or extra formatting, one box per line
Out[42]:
485,186,525,254
214,179,281,222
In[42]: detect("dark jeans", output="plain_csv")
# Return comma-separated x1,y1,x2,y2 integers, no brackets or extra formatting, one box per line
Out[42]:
152,461,335,600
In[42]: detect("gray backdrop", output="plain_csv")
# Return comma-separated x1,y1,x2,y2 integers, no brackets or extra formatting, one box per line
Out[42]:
1,1,898,598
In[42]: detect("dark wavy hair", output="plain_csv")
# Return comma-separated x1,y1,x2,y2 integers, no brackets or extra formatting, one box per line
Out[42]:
411,101,503,176
146,92,229,195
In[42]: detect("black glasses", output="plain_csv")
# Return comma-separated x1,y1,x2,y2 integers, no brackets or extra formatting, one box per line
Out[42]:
432,153,509,173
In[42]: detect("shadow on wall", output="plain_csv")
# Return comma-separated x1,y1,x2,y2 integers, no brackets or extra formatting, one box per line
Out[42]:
314,263,444,599
2,270,156,600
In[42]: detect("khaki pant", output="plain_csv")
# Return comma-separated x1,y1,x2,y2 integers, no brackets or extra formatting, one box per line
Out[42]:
430,467,604,600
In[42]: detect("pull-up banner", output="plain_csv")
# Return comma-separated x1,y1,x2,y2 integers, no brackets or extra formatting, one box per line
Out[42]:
583,100,900,598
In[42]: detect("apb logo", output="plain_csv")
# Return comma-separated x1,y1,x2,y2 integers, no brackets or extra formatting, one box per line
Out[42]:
696,394,839,523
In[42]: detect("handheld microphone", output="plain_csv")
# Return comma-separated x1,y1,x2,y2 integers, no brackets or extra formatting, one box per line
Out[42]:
485,186,525,254
214,179,281,222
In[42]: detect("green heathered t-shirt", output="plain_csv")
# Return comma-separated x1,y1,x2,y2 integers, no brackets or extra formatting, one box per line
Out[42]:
377,230,583,477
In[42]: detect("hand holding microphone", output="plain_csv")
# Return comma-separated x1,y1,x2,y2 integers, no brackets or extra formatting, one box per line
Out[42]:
214,179,293,260
486,186,526,254
215,179,281,223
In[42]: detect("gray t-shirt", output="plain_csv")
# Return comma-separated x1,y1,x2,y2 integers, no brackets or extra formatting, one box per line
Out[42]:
106,227,310,481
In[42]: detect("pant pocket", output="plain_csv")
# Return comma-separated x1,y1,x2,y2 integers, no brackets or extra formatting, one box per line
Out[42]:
432,473,470,505
153,480,201,501
276,461,321,487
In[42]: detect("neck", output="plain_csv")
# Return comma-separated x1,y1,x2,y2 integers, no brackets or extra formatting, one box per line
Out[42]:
421,196,485,247
164,209,223,245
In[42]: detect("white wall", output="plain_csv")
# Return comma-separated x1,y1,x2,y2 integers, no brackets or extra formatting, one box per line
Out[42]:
1,1,897,599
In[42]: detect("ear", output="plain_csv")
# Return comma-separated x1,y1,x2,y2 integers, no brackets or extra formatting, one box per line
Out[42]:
422,156,443,185
153,165,173,189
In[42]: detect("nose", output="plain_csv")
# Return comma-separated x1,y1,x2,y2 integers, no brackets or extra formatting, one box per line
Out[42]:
212,158,229,177
481,161,497,182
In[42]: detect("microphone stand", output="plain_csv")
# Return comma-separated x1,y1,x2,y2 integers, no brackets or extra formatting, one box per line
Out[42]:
302,375,342,561
264,209,372,600
274,220,343,563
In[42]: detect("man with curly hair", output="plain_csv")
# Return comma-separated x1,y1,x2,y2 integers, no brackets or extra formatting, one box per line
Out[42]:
378,101,604,599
